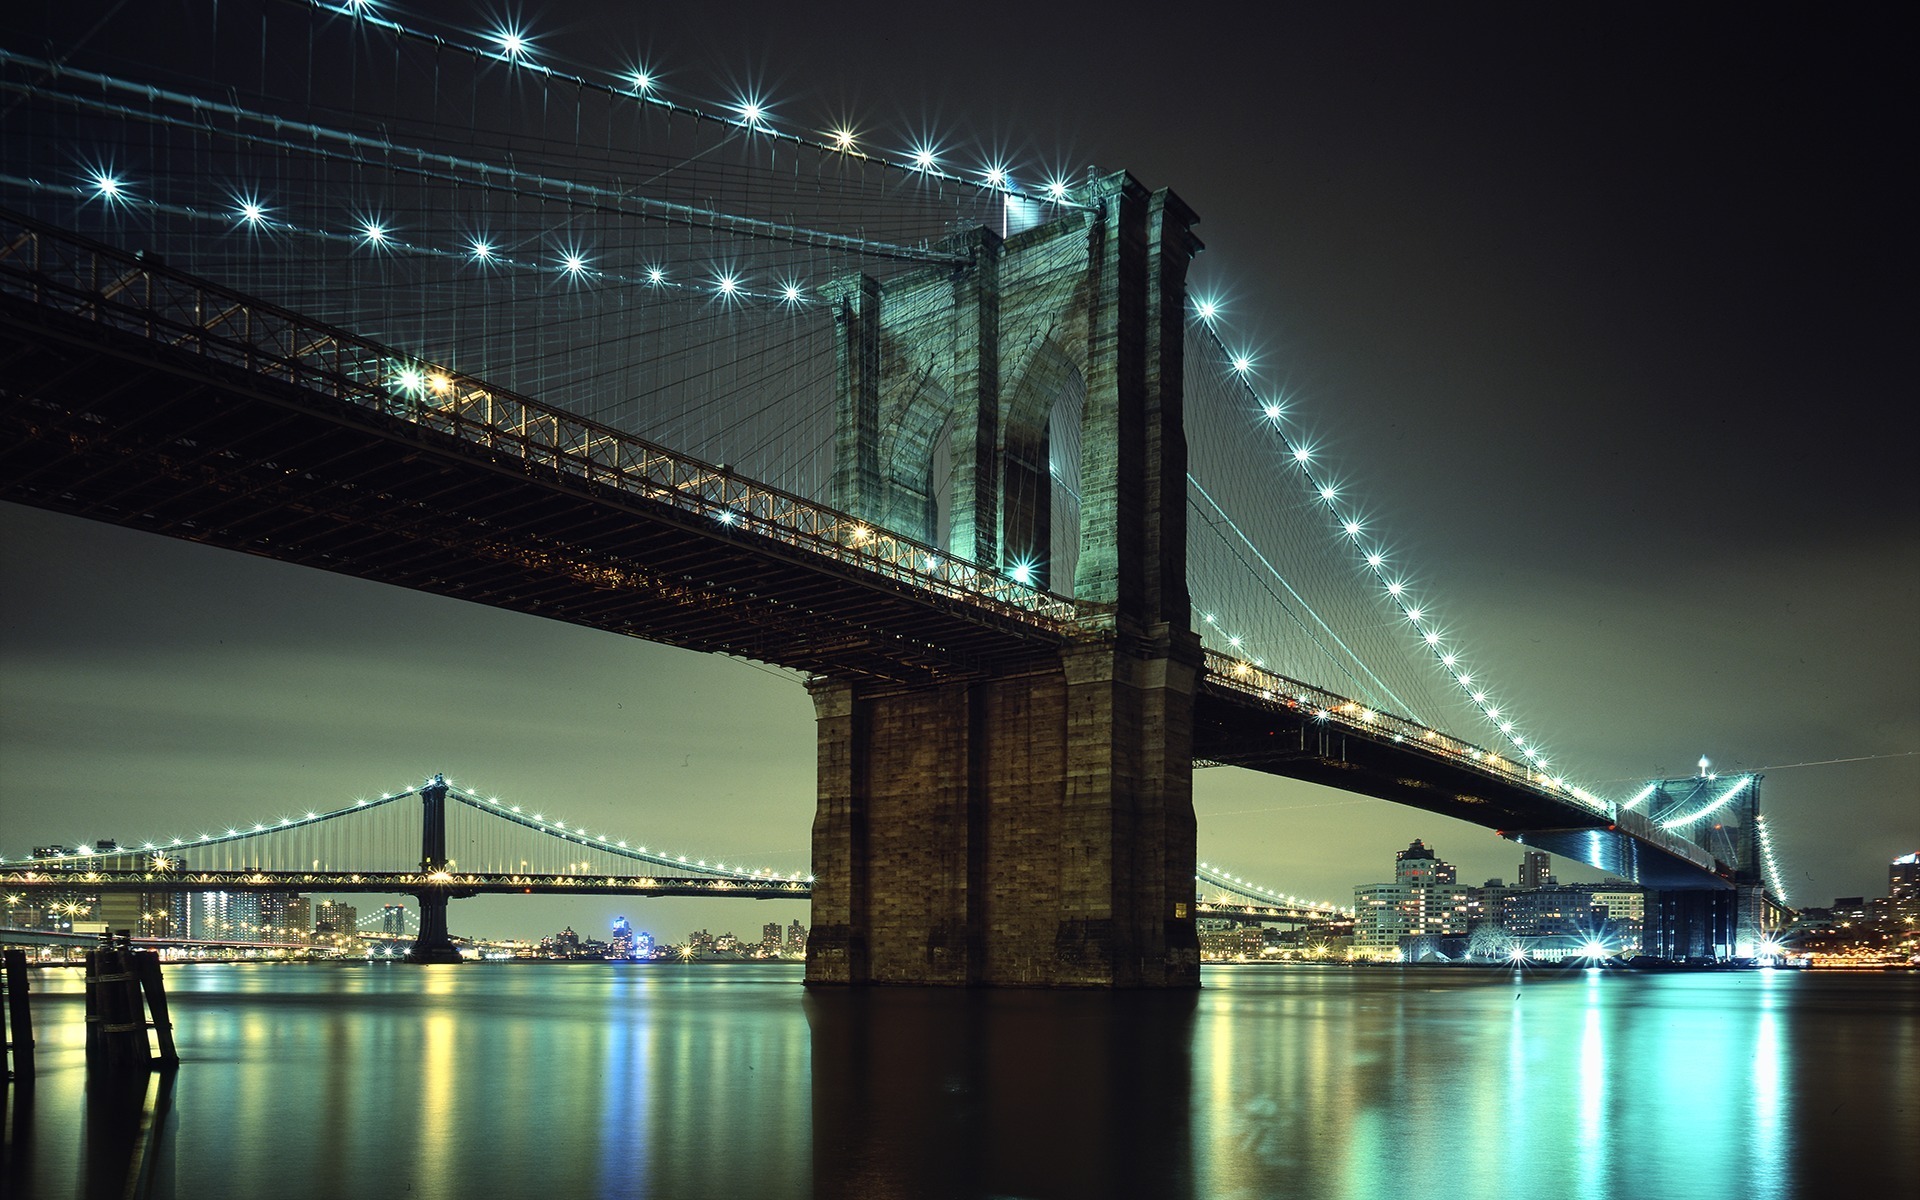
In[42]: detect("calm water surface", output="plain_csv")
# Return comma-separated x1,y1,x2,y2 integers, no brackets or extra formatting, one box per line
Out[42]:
4,962,1914,1199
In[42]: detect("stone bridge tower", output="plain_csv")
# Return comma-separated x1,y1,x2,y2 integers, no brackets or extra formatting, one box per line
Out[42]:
807,172,1205,987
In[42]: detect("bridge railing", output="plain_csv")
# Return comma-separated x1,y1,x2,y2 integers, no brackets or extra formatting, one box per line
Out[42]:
0,212,1078,632
1200,649,1611,814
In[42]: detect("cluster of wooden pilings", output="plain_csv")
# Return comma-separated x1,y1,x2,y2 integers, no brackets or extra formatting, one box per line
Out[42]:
84,934,179,1076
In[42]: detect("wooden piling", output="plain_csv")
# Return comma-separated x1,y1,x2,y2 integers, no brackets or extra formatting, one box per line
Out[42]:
133,952,179,1069
3,947,33,1080
84,949,103,1068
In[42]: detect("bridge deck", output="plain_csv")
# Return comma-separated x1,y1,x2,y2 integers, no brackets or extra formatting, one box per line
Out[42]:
0,277,1063,687
1194,683,1729,888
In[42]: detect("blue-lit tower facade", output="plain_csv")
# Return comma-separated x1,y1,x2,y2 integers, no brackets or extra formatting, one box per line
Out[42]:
1629,767,1785,959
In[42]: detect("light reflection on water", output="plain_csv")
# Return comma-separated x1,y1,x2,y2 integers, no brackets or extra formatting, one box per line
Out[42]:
3,962,1913,1199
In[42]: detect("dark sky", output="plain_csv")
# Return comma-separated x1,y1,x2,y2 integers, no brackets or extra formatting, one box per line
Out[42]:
3,2,1914,941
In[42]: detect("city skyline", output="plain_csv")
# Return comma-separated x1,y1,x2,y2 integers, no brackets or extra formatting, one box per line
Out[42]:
3,2,1914,940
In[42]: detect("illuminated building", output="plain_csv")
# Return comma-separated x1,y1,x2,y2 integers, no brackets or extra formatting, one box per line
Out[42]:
785,920,806,957
196,891,264,941
1892,853,1919,911
762,921,783,955
313,901,359,952
1519,850,1555,889
610,916,638,959
1352,882,1412,957
258,893,309,943
1354,841,1473,958
1502,886,1609,938
1584,886,1645,952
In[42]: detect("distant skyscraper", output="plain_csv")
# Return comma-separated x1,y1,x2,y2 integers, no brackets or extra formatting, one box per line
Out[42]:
198,891,265,941
762,922,783,955
785,920,806,957
258,892,309,942
314,900,358,952
610,915,638,959
1519,850,1554,889
1891,853,1918,901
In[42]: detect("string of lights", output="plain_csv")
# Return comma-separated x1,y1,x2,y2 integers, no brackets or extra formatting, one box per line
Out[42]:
1185,299,1609,813
1196,861,1353,917
297,0,1095,210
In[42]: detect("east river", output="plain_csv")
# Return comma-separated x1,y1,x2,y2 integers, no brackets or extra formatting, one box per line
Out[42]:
4,962,1915,1199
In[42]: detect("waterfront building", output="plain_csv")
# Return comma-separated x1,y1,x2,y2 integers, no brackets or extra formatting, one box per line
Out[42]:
1352,882,1413,958
785,920,806,957
1583,884,1646,952
1503,886,1610,939
762,922,783,955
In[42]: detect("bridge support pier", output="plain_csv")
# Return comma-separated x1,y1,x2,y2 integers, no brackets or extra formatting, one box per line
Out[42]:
806,628,1202,988
1643,884,1773,961
404,893,463,964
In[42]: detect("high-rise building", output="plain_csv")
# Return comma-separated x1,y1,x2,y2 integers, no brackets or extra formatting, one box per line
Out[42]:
1891,853,1918,902
1353,882,1413,956
140,889,190,938
762,922,783,955
610,916,638,959
1353,841,1477,958
785,920,806,957
1397,840,1456,887
1519,850,1555,889
258,893,309,943
313,901,359,952
197,891,266,941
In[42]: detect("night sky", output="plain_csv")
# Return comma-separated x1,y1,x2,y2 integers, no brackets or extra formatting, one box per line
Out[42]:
3,2,1913,943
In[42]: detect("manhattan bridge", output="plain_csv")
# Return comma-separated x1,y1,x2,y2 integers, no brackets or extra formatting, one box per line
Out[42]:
0,1,1788,983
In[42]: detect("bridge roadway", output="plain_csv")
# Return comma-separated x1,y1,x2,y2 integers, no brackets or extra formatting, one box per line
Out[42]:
1,868,811,900
0,213,1727,890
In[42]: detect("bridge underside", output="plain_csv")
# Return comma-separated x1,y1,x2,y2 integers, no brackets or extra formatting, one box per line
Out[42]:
1193,687,1729,889
0,295,1059,688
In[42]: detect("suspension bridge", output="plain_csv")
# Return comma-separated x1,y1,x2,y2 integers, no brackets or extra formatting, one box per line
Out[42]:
0,2,1785,984
2,774,1348,960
